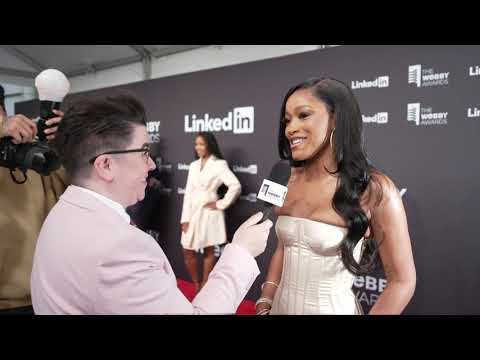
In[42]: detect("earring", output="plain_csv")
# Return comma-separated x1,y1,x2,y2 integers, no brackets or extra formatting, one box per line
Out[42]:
329,128,336,151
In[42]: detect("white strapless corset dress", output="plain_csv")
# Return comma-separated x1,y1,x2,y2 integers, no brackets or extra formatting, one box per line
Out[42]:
270,216,364,315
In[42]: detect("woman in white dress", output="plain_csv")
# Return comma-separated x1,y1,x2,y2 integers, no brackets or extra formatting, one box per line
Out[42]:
256,78,416,315
180,132,241,294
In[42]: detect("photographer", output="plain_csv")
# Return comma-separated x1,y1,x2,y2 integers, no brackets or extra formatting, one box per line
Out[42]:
127,151,170,232
0,84,68,314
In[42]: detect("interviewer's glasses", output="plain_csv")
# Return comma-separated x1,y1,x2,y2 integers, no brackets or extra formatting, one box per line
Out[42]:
88,145,151,165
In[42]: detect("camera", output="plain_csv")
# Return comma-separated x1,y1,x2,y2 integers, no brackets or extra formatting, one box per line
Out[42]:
0,102,62,183
0,69,70,184
126,142,173,233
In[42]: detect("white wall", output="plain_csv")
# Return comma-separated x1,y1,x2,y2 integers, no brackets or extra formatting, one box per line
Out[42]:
68,45,333,93
2,84,36,116
4,45,340,113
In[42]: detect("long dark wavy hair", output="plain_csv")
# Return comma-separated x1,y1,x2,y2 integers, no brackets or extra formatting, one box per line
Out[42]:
194,132,228,198
278,77,382,275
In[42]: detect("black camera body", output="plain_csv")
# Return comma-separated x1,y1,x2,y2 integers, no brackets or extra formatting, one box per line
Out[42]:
0,137,60,177
0,101,62,183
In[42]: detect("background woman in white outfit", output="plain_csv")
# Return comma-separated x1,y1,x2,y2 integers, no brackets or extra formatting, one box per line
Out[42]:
256,78,416,315
180,132,241,294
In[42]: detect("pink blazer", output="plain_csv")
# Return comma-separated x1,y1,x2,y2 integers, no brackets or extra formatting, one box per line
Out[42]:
31,186,259,314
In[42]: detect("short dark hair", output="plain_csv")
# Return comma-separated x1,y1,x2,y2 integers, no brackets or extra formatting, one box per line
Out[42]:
194,132,224,160
53,92,147,183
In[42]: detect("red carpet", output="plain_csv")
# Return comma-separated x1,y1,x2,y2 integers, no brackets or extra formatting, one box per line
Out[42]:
177,279,256,315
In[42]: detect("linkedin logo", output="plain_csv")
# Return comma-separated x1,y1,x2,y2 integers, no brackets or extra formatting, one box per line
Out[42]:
184,106,254,134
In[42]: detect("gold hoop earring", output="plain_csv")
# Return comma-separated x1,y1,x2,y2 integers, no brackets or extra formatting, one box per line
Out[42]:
329,128,335,151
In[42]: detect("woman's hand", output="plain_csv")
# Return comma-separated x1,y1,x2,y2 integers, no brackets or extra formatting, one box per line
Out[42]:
203,201,218,210
256,301,272,315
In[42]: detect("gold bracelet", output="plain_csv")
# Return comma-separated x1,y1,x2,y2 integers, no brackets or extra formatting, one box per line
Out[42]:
257,309,270,315
261,281,279,291
255,297,273,307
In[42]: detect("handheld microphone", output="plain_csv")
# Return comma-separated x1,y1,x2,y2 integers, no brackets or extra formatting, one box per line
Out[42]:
256,160,291,223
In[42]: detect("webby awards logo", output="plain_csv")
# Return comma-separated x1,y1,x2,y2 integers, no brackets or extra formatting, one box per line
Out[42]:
408,64,450,88
407,103,448,126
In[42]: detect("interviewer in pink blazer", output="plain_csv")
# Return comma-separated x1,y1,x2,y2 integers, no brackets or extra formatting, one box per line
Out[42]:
30,93,272,315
